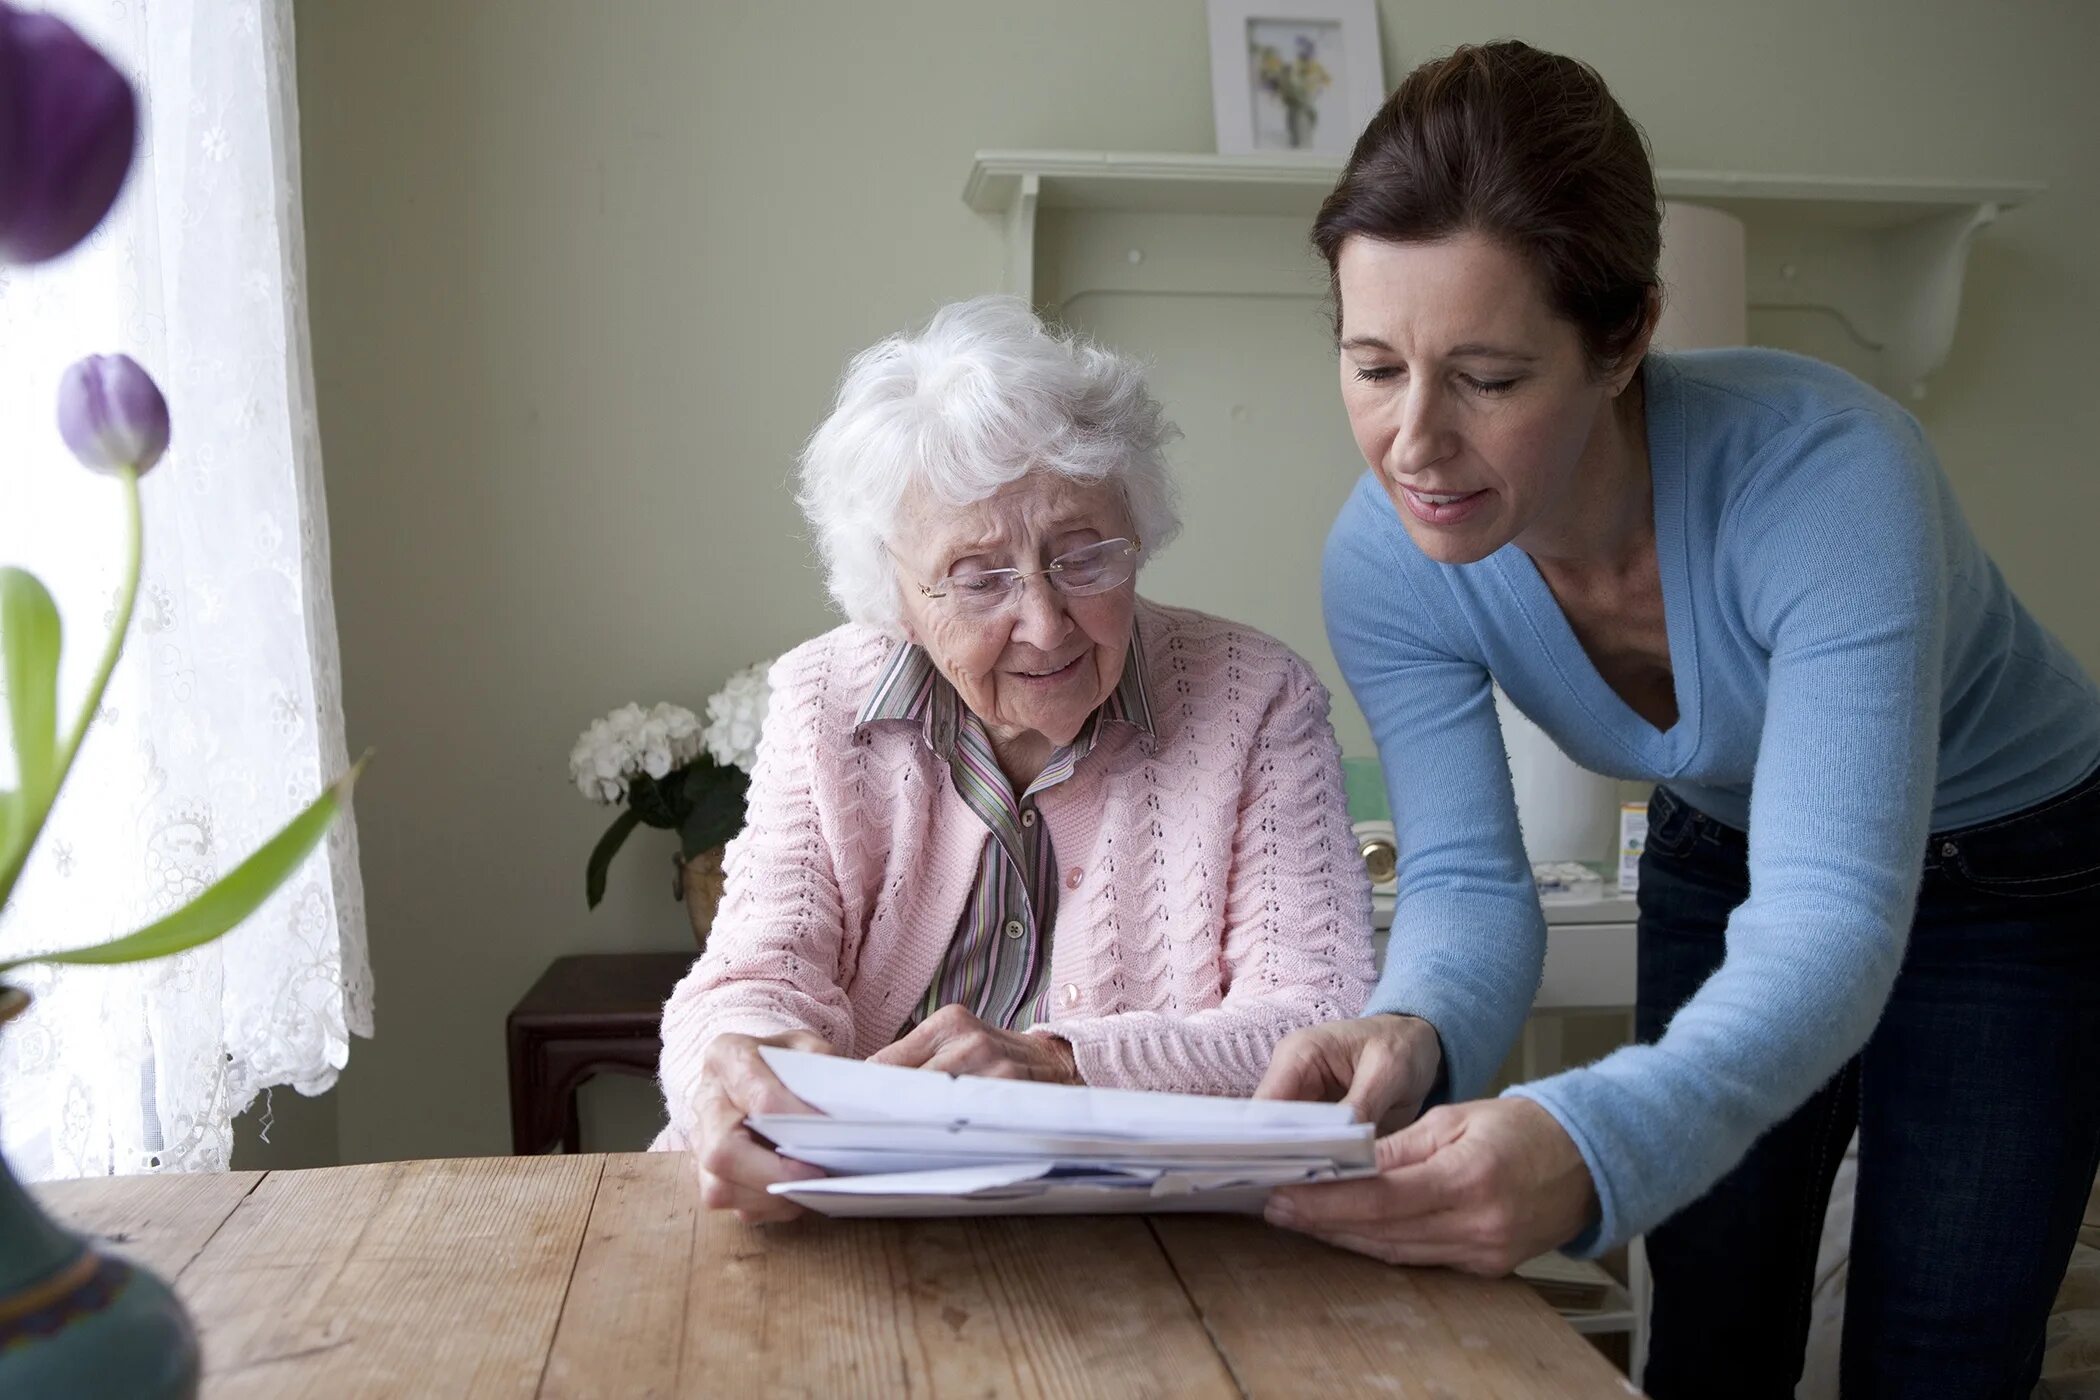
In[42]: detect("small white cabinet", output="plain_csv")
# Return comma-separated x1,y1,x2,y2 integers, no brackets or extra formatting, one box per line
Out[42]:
1371,889,1639,1055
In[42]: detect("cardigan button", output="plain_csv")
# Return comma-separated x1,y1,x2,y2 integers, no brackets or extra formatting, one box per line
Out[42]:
1061,983,1079,1007
1064,868,1082,890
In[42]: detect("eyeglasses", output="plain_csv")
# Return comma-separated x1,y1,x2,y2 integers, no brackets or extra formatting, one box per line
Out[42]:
912,536,1143,614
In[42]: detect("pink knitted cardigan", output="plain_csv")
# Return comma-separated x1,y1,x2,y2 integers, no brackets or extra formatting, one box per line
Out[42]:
653,599,1374,1150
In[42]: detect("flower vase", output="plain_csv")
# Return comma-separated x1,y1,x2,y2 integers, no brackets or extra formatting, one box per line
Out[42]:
0,989,200,1399
1285,102,1314,148
676,846,727,951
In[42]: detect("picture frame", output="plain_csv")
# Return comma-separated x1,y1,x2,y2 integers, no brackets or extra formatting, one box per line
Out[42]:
1207,0,1386,157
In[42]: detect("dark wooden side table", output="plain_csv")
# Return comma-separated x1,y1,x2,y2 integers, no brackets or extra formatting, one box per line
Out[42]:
506,952,695,1154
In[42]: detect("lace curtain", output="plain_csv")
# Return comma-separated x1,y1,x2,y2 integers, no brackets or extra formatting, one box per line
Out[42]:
0,0,368,1179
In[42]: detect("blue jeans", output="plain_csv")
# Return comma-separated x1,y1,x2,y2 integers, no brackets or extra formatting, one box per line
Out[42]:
1636,764,2100,1399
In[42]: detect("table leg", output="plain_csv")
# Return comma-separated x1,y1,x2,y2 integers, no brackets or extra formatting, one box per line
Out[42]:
562,1088,583,1155
507,1025,541,1155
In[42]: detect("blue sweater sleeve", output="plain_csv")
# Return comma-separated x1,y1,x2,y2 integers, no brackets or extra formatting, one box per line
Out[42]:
1323,481,1546,1106
1508,408,1949,1255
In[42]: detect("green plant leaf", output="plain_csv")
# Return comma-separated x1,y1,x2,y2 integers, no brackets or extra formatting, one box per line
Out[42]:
0,790,21,877
0,755,368,976
626,771,689,831
1,569,61,792
0,568,63,902
678,764,748,858
586,807,644,909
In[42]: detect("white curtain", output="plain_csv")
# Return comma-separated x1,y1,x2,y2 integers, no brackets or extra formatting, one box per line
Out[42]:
0,0,368,1179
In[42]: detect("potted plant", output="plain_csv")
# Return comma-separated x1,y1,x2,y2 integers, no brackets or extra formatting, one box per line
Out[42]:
570,659,770,945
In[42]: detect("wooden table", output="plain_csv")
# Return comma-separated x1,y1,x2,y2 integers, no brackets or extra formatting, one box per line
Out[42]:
37,1154,1635,1398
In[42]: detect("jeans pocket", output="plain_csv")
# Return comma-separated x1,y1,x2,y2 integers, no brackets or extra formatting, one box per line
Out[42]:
1645,786,1700,859
1940,767,2100,901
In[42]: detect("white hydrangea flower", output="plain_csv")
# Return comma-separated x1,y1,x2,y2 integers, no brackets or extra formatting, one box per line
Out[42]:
567,701,706,806
703,661,773,773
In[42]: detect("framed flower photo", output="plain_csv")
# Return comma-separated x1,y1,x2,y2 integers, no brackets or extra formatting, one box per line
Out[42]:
1207,0,1386,157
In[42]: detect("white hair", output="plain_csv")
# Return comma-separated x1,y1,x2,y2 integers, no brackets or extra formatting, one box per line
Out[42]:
796,295,1182,633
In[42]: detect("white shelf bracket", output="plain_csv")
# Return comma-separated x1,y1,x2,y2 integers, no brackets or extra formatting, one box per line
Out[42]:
1740,198,2008,401
1878,202,1999,400
1004,173,1039,302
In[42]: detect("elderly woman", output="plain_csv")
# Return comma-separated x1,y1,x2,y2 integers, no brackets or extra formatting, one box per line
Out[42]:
653,296,1375,1219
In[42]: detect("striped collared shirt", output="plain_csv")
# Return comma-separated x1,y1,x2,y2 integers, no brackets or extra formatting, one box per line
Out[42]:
853,633,1155,1031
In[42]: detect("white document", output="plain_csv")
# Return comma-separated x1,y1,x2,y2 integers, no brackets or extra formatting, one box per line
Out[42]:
747,1114,1372,1167
775,1161,1345,1218
753,1048,1375,1219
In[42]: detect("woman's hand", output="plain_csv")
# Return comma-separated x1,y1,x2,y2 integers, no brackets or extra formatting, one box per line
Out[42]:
1264,1097,1599,1275
867,1004,1081,1083
1254,1013,1444,1134
693,1029,833,1223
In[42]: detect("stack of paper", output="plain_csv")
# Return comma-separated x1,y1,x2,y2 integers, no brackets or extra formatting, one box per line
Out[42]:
751,1048,1376,1218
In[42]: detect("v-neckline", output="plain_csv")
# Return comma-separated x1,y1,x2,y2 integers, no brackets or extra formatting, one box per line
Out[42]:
1492,356,1702,776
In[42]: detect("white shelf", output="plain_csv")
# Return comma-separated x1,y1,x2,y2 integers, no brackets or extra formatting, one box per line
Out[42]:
964,150,2041,398
1516,1254,1636,1337
1561,1293,1638,1339
965,150,1354,218
1372,884,1636,1022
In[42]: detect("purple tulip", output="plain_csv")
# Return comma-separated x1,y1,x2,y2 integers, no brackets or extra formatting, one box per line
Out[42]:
0,16,15,226
58,354,170,474
0,4,138,264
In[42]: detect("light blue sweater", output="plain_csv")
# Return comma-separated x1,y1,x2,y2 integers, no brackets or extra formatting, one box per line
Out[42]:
1325,348,2100,1255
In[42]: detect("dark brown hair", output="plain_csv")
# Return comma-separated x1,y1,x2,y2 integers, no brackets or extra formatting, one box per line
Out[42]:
1313,40,1661,375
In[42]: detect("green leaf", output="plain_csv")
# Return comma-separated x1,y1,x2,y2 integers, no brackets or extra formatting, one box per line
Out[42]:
0,755,368,976
0,568,63,902
626,771,690,831
0,789,20,876
677,764,748,859
586,807,644,909
1,569,61,789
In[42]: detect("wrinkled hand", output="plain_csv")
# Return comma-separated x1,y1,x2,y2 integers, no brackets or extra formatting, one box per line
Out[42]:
867,1004,1081,1083
1254,1013,1443,1135
1264,1097,1599,1275
693,1029,833,1224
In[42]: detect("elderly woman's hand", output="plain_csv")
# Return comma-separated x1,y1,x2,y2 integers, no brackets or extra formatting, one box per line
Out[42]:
868,1004,1082,1083
693,1029,833,1223
1263,1097,1599,1275
1255,1013,1445,1135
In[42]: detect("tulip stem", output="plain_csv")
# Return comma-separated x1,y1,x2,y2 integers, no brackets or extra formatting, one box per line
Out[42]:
51,464,141,797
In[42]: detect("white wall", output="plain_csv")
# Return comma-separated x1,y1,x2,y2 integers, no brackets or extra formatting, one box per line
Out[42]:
292,0,2100,1164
